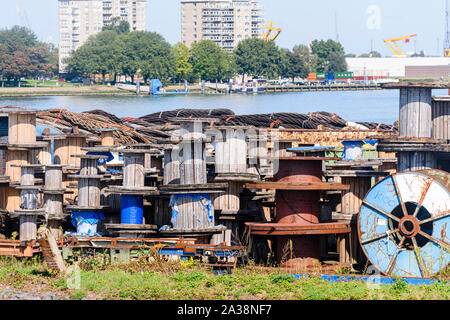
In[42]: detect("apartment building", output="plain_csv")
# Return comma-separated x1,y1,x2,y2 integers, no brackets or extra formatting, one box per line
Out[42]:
58,0,147,73
180,0,264,52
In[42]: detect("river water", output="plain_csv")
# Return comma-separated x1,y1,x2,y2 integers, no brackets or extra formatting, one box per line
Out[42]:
0,89,448,125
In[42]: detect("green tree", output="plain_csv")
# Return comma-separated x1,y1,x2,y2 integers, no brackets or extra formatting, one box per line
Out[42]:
327,51,348,73
102,17,130,34
0,26,57,82
234,38,282,79
172,42,193,82
190,40,231,82
310,39,347,73
66,30,120,82
115,31,176,83
0,26,38,50
290,44,317,78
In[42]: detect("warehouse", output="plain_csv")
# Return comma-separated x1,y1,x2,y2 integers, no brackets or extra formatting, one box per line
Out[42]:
346,57,450,77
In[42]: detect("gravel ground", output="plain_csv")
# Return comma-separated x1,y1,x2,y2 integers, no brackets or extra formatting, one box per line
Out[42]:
0,285,68,300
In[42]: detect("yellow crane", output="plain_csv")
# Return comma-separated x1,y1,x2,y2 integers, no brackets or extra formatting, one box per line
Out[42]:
259,21,281,41
383,34,417,56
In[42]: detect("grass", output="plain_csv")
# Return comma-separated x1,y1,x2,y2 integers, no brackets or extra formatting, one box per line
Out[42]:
0,256,447,300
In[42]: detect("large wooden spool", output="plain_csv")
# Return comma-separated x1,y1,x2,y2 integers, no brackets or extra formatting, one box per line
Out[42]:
43,165,65,239
209,126,259,245
67,155,107,210
382,82,450,172
105,148,159,237
96,128,119,147
399,87,432,138
11,164,45,240
157,119,226,237
7,110,38,145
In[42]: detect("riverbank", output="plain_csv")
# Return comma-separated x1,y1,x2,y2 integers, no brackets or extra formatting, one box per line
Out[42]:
0,84,215,97
0,85,135,97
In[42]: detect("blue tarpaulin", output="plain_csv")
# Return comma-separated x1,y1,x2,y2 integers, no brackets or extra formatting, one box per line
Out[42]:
151,79,163,94
71,211,105,235
169,193,214,226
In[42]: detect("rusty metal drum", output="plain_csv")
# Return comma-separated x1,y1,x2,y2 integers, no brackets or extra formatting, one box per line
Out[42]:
358,169,449,278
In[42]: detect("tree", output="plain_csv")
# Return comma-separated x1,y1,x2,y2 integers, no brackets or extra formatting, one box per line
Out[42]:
0,26,57,82
291,44,317,77
116,31,176,83
327,51,348,73
102,17,130,34
234,38,282,79
66,30,120,81
190,40,231,82
66,30,176,83
172,42,193,82
0,26,38,50
310,39,347,73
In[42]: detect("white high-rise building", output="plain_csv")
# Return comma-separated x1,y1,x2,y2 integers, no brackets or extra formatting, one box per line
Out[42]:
58,0,147,73
180,0,264,52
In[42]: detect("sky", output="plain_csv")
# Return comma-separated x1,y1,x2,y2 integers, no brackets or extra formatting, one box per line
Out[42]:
0,0,448,57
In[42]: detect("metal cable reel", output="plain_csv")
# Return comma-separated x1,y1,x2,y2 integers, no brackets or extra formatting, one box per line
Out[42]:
358,169,449,278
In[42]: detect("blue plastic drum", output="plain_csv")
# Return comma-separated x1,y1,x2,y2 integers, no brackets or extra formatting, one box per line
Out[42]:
121,194,144,224
358,169,449,278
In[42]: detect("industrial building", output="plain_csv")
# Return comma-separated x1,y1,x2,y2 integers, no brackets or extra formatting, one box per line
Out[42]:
180,0,264,52
346,57,450,78
58,0,147,73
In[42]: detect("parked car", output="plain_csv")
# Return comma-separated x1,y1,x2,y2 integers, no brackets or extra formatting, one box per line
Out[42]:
71,77,83,83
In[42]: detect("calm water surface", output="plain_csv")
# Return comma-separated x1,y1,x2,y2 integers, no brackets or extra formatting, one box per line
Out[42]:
1,89,447,125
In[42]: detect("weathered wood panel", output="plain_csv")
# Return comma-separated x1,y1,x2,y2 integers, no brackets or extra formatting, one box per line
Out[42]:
432,97,450,141
399,87,432,138
397,151,437,172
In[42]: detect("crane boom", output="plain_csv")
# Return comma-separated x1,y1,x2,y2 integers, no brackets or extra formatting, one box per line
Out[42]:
259,21,281,41
383,34,417,56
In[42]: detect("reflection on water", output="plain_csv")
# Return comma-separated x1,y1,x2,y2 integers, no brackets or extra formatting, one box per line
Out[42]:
0,89,448,125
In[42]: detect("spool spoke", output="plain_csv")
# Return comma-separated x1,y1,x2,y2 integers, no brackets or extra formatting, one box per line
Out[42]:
361,228,399,245
412,204,422,218
412,237,429,277
386,245,402,275
362,201,401,222
419,211,450,225
392,175,408,217
417,231,450,252
385,236,406,275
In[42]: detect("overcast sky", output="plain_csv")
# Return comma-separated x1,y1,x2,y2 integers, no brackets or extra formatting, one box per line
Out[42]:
0,0,448,56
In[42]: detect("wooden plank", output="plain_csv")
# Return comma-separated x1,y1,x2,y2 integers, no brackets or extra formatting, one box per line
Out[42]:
245,182,350,191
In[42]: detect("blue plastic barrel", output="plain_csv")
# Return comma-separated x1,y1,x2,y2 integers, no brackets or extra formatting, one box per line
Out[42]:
121,195,144,224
